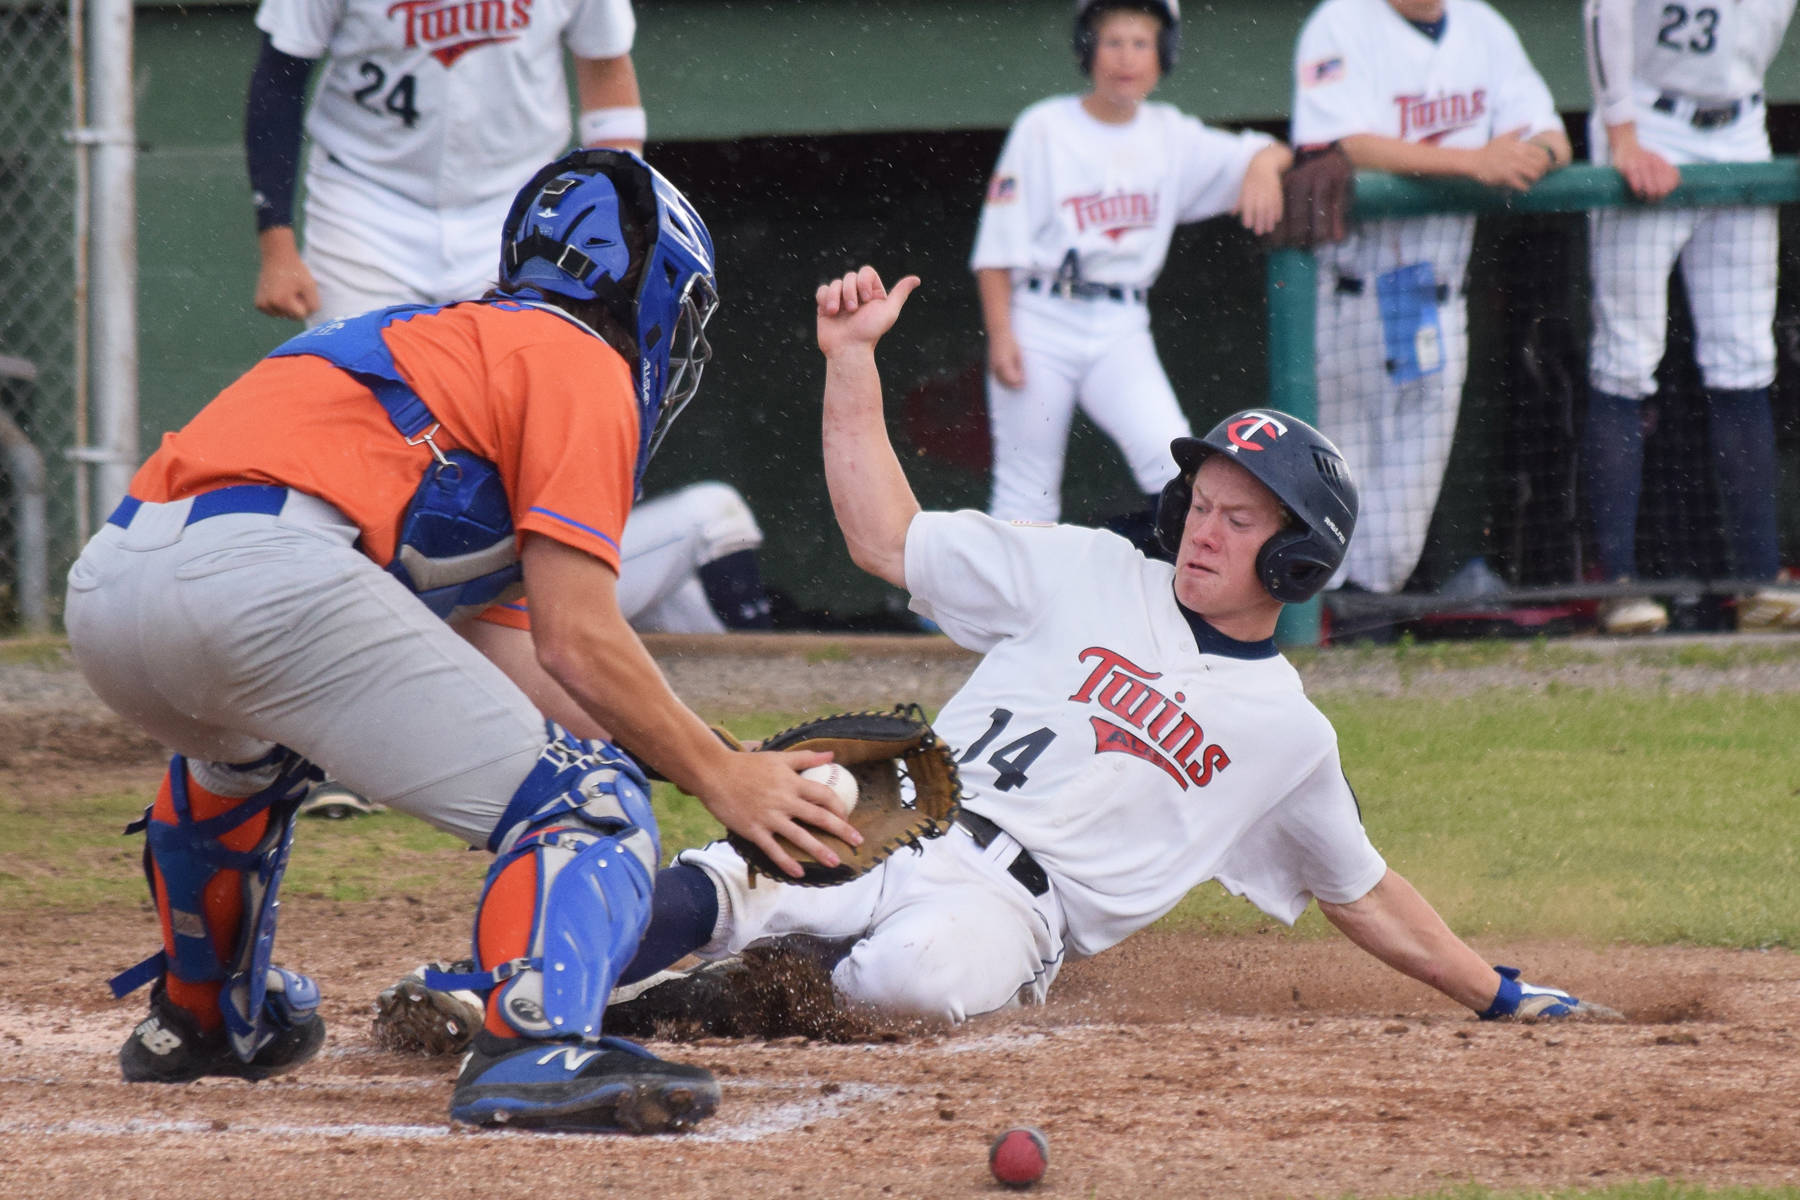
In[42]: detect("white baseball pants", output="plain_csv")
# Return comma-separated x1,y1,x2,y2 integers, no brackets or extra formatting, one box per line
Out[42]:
677,823,1065,1023
1315,272,1471,595
1588,203,1778,398
1586,101,1778,397
987,289,1190,523
618,482,764,634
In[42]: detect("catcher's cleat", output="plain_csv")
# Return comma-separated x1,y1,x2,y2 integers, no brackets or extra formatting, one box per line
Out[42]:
298,781,386,820
120,980,325,1084
372,959,485,1055
448,1031,719,1133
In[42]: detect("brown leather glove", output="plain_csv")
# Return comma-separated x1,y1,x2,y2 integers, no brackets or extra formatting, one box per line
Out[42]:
1271,143,1355,249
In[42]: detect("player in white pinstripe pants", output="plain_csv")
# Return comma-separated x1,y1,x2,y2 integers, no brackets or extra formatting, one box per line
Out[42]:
1584,0,1800,633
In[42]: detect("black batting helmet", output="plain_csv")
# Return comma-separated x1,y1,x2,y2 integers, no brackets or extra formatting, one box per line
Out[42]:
1074,0,1181,76
1154,409,1358,604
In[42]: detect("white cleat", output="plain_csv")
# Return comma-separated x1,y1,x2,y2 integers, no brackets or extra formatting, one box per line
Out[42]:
1598,596,1668,636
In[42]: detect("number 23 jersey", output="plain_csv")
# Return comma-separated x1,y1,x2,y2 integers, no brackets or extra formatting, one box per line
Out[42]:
905,511,1387,959
255,0,635,211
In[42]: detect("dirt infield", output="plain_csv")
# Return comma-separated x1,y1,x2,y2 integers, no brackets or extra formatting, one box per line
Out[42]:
5,636,1800,1199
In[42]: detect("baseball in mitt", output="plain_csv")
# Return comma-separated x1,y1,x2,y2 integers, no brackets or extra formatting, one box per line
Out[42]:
729,703,962,887
1271,142,1355,249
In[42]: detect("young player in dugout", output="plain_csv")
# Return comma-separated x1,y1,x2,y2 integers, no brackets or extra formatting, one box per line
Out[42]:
971,0,1291,530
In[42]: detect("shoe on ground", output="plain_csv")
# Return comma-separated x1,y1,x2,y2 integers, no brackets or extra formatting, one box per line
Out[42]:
298,782,386,820
1437,556,1508,601
1598,595,1668,636
449,1030,719,1133
372,959,485,1055
604,957,748,1039
120,980,325,1083
1736,587,1800,632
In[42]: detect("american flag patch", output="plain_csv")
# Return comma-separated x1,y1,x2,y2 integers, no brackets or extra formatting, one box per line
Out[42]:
1302,56,1345,88
986,174,1018,204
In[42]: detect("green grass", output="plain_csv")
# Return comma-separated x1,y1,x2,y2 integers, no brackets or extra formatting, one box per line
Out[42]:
1114,686,1800,949
7,691,1800,953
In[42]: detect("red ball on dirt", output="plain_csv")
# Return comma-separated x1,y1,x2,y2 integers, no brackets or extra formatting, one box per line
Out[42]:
988,1125,1049,1189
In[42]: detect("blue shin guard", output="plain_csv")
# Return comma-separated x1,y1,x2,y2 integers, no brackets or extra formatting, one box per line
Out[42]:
447,724,660,1040
109,750,320,1062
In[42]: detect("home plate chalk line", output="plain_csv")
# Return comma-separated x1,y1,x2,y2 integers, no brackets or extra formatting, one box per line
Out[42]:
0,1078,897,1144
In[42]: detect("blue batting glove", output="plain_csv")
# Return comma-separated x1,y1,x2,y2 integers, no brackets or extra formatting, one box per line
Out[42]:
1479,965,1623,1022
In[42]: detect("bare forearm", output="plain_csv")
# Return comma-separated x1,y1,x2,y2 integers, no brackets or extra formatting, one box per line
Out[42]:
1338,134,1483,180
536,600,731,790
574,55,644,151
976,268,1014,340
1530,130,1573,168
575,54,640,111
460,618,610,740
822,347,920,587
1319,869,1500,1011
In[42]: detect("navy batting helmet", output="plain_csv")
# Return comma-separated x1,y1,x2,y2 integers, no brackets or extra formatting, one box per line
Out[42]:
500,149,718,490
1074,0,1181,76
1154,409,1357,604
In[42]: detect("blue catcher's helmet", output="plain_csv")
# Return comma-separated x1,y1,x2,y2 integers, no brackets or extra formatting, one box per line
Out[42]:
499,149,719,489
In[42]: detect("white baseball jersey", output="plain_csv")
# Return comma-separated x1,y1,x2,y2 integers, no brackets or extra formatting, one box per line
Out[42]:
1291,0,1559,593
906,513,1386,956
969,96,1271,521
1588,0,1793,121
970,95,1271,287
1292,0,1561,285
680,513,1386,1021
257,0,634,213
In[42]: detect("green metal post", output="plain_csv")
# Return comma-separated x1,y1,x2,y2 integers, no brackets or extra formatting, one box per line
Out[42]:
1266,247,1322,648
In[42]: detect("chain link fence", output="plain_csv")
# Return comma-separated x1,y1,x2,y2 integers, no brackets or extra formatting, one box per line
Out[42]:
1269,164,1800,644
0,3,78,633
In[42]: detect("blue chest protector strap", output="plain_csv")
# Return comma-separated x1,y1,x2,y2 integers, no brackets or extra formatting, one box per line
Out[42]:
268,304,525,621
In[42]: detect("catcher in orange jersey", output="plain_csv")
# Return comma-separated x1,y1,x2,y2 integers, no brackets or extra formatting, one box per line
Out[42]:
64,149,857,1133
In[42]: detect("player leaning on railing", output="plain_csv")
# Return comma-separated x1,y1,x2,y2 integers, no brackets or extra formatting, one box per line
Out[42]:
1582,0,1800,634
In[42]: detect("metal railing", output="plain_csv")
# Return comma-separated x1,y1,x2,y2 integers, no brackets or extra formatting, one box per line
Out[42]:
1266,160,1800,644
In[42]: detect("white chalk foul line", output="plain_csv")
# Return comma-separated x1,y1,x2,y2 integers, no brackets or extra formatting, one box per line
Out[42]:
688,1080,897,1143
0,1078,897,1144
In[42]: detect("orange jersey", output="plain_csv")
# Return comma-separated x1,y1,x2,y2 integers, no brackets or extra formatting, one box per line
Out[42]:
131,302,638,578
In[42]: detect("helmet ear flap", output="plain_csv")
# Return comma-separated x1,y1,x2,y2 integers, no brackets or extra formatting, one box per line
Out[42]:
1154,470,1193,556
1258,528,1336,604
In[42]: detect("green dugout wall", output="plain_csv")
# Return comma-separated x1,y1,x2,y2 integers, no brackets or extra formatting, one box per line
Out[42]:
125,1,1800,622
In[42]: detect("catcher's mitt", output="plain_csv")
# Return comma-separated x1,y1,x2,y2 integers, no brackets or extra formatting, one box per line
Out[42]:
729,703,962,887
1271,142,1354,249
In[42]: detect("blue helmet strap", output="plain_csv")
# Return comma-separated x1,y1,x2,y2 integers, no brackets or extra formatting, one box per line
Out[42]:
505,233,594,287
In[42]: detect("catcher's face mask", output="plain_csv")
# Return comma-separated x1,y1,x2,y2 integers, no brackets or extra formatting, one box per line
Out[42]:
643,272,719,468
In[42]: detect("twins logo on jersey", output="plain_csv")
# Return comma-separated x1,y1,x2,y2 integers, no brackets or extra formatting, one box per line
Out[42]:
1062,191,1159,240
1068,647,1231,790
387,0,536,66
1395,89,1487,142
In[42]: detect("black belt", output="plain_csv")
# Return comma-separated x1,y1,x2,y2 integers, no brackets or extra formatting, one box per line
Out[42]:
956,810,1049,896
1336,275,1451,302
1024,277,1146,304
1652,91,1759,130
